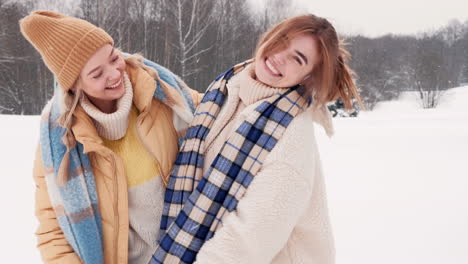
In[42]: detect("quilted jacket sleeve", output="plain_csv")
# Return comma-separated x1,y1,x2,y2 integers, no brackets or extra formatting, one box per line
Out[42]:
33,145,82,264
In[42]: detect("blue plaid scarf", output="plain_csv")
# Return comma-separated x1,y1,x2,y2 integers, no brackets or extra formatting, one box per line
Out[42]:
39,57,196,264
150,61,311,263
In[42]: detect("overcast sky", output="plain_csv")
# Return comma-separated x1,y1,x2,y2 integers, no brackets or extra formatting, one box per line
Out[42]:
257,0,468,37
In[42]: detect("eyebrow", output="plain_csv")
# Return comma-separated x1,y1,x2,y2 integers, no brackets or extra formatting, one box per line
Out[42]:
87,48,115,76
295,50,308,65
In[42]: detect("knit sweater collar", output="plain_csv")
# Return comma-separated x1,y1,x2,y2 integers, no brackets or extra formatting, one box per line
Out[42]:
236,63,288,106
80,72,133,140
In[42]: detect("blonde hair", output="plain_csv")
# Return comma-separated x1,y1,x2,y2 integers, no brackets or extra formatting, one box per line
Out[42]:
255,14,363,109
59,89,82,127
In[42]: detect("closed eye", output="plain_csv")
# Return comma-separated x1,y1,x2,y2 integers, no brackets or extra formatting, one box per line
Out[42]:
294,56,303,65
295,50,308,65
93,72,102,79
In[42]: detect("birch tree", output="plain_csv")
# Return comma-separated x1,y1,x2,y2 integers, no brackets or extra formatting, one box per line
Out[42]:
211,0,259,72
165,0,217,81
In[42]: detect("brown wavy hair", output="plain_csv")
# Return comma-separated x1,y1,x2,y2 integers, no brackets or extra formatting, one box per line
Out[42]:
255,14,362,109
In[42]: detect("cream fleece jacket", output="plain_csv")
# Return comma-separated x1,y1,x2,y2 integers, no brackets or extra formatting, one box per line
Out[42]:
195,64,335,264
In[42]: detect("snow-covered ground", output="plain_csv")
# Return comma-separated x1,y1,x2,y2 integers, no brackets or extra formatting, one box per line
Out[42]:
0,114,41,262
1,86,467,263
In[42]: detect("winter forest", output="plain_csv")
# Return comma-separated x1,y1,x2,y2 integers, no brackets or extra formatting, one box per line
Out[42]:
1,0,468,114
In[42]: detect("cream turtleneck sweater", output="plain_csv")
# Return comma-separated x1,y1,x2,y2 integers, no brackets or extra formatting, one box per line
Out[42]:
80,72,133,140
203,64,288,172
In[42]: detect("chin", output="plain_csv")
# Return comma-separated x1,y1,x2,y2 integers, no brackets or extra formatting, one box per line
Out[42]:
254,64,271,84
257,71,280,87
112,90,126,101
117,85,126,97
262,79,278,88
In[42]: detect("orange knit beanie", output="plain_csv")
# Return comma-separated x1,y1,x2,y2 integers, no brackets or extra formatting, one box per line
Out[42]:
19,10,114,91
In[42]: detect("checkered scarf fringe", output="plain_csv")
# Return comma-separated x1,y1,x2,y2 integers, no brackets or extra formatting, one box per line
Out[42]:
39,58,196,264
150,61,311,264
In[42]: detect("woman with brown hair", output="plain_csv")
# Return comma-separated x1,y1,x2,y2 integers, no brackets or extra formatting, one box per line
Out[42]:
151,14,361,264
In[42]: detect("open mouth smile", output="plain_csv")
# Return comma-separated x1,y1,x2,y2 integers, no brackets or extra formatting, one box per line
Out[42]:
106,78,122,89
265,57,282,77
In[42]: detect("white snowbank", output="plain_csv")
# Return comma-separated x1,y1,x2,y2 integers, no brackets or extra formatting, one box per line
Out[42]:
0,115,41,262
315,85,468,264
1,86,467,263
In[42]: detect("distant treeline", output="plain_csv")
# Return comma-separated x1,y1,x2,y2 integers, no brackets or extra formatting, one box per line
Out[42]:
1,0,467,114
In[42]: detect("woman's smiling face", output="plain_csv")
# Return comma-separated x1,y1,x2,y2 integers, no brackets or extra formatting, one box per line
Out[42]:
254,34,321,88
76,44,126,113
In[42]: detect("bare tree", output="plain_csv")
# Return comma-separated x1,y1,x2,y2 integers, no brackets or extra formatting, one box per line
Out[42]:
164,0,217,81
27,0,80,15
258,0,302,31
346,35,409,109
208,0,258,73
0,1,47,114
408,35,449,108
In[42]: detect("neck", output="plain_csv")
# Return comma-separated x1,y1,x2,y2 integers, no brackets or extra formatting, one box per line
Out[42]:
79,72,134,140
88,97,118,114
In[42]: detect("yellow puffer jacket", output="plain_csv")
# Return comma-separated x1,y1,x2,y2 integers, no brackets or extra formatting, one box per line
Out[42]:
32,60,201,264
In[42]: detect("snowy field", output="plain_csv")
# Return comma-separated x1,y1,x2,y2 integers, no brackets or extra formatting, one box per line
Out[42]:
1,86,467,263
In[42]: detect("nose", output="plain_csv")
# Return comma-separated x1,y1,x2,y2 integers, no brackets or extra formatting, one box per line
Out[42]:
108,67,121,82
273,53,286,65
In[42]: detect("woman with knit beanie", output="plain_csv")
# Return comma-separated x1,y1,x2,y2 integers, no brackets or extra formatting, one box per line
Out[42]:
20,11,201,264
150,14,362,264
